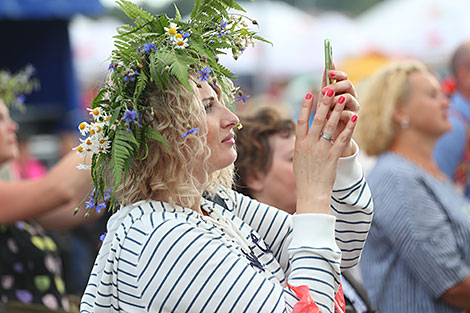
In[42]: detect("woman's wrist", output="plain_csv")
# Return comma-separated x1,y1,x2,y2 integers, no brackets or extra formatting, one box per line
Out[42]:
340,140,356,157
296,194,331,215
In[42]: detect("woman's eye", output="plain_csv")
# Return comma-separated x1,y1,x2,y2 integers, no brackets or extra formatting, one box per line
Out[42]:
204,102,213,112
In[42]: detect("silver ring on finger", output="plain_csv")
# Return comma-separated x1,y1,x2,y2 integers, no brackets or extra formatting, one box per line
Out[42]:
320,132,334,142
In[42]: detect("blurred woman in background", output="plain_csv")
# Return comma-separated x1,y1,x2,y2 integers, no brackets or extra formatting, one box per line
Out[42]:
355,61,470,313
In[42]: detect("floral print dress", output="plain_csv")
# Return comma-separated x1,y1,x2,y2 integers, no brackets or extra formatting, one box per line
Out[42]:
0,221,70,311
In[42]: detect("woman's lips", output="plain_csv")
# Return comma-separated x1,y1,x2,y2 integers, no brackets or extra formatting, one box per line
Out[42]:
222,133,235,145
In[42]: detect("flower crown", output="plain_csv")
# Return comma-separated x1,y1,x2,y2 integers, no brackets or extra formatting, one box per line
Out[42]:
74,0,268,216
0,65,39,110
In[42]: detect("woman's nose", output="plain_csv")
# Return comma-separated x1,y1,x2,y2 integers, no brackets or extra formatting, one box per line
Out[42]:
442,93,450,109
8,118,18,132
222,106,239,129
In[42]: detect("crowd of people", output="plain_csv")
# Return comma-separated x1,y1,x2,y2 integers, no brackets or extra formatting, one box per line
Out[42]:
1,0,470,312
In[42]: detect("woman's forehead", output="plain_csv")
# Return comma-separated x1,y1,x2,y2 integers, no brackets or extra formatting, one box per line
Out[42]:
198,82,218,100
0,101,7,114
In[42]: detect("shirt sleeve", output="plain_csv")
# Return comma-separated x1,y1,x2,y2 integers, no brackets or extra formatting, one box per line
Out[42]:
373,169,470,298
230,140,373,272
332,140,374,270
115,212,341,313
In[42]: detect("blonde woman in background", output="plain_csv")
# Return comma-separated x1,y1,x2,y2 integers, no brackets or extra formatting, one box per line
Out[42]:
355,61,470,313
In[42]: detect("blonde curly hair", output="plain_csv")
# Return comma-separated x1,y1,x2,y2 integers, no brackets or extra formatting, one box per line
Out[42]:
107,76,234,208
354,61,429,156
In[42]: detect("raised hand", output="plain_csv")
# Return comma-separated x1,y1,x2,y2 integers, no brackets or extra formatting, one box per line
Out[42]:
293,89,358,215
321,70,359,157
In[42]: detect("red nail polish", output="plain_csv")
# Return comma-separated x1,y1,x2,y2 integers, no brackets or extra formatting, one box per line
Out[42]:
322,87,328,95
327,89,334,97
328,70,335,77
305,93,312,100
338,96,345,104
351,115,358,123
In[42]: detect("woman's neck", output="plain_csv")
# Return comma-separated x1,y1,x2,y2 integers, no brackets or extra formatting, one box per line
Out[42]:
390,133,446,180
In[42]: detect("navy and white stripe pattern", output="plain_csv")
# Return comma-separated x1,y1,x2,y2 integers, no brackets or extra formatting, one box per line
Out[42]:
361,152,470,313
81,156,372,313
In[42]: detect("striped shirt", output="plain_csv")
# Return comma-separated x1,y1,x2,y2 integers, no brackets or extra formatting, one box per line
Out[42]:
361,152,470,313
80,154,372,313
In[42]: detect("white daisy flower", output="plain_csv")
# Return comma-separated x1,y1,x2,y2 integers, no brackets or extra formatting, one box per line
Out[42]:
96,137,111,153
77,122,90,137
164,22,178,41
89,122,105,137
109,120,119,131
103,114,111,126
87,107,106,121
174,33,188,49
73,143,90,157
80,137,99,154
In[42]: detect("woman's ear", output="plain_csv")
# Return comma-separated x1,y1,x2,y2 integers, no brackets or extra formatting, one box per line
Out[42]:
245,169,266,193
392,103,409,126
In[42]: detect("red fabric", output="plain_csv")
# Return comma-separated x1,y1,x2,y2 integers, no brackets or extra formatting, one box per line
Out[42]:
441,76,457,97
286,281,345,313
286,282,321,313
334,283,345,313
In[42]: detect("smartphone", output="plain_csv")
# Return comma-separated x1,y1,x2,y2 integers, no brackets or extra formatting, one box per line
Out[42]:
324,39,333,85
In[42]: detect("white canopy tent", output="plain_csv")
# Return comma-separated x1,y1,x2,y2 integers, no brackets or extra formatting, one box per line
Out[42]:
219,1,364,77
356,0,470,66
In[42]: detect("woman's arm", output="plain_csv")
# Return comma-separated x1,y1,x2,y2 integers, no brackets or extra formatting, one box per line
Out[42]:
441,276,470,310
0,152,92,224
35,196,103,231
331,141,373,270
231,72,362,273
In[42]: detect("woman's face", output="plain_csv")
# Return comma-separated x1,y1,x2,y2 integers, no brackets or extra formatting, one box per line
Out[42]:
198,82,239,172
254,134,297,214
403,72,451,138
0,101,19,164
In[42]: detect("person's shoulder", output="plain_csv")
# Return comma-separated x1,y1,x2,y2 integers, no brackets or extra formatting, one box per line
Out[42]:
369,153,415,178
367,153,422,191
114,201,198,237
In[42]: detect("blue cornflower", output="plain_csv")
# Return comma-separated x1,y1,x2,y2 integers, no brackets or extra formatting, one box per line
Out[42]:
143,42,157,53
96,202,106,213
85,198,95,209
197,66,211,82
123,110,137,123
181,127,199,138
218,18,227,37
85,189,96,209
16,94,25,104
99,232,107,242
108,61,116,72
235,94,251,104
103,189,112,201
123,70,139,82
179,31,190,39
